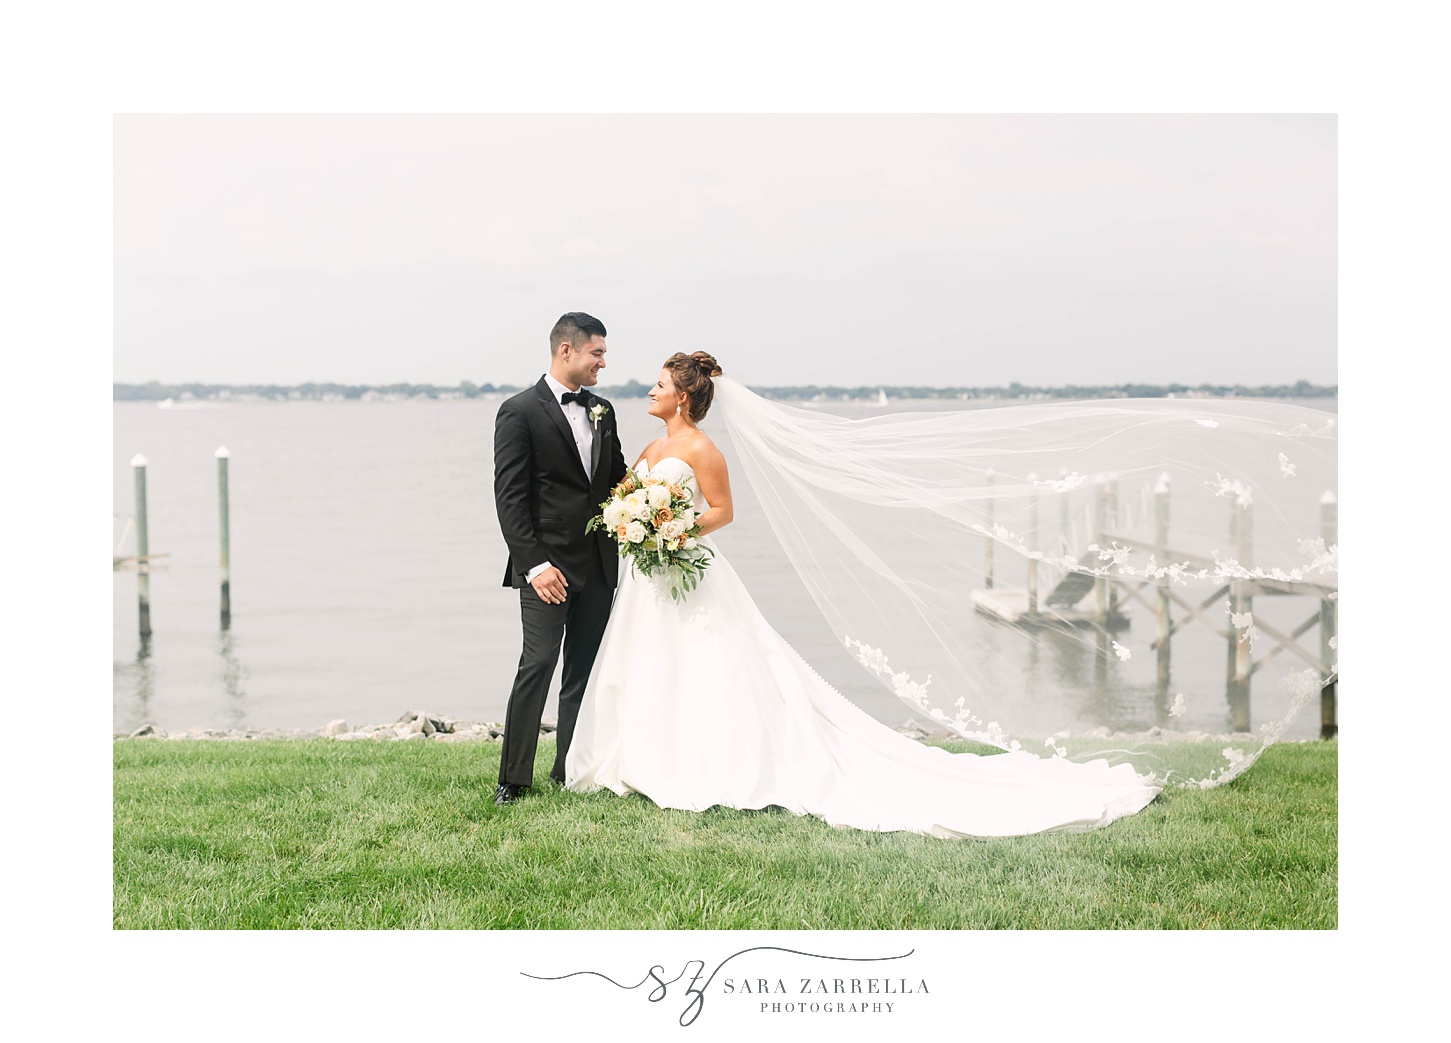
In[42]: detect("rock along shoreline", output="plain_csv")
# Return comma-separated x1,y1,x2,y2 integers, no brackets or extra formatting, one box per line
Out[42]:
117,710,519,743
114,711,1289,747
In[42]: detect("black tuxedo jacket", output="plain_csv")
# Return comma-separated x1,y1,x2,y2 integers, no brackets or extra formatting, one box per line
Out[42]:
494,377,629,590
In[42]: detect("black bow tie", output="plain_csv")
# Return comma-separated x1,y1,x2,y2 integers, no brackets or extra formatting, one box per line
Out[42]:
561,390,590,406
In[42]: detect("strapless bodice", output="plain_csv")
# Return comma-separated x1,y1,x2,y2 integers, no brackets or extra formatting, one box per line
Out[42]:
635,456,709,511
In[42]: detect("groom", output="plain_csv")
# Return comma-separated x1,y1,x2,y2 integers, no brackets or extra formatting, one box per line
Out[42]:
492,312,628,806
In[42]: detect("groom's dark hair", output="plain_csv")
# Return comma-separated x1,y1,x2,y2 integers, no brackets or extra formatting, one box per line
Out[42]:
550,312,607,355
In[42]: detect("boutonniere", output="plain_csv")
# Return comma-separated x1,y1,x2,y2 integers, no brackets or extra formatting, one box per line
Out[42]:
589,403,609,428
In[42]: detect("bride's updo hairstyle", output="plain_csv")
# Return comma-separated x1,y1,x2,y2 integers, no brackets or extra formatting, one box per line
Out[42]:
663,351,723,422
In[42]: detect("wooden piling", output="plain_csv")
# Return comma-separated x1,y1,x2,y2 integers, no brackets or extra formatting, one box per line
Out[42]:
1228,500,1253,731
1026,474,1039,617
1154,473,1171,718
1225,504,1237,708
1106,475,1121,620
132,453,151,638
1093,479,1107,622
984,469,995,590
217,446,231,629
1058,467,1071,556
1320,490,1337,739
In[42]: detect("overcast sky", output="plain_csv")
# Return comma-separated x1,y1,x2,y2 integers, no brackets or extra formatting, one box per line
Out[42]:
114,114,1335,388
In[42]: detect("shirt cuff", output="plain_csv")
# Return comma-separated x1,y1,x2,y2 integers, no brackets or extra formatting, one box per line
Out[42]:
525,561,553,582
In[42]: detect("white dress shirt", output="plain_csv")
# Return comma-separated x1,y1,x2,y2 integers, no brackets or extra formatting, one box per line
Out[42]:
527,373,596,583
543,371,594,475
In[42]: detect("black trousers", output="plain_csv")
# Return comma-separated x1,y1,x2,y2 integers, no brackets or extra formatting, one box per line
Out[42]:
498,556,614,787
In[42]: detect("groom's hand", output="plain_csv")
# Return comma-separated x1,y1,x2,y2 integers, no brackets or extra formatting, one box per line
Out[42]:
530,565,569,604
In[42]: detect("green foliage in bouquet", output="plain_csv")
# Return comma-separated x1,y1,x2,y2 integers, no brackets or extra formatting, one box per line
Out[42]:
587,467,715,603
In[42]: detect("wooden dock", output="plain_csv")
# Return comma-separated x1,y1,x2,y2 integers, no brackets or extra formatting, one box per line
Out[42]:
971,474,1338,736
971,586,1128,628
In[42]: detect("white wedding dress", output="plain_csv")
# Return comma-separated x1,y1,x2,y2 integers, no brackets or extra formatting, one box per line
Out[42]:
565,456,1162,839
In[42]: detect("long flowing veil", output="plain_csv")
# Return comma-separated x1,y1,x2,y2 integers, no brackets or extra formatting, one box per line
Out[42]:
710,376,1337,788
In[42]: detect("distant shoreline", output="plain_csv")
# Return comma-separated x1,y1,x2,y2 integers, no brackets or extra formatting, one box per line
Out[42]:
114,379,1338,404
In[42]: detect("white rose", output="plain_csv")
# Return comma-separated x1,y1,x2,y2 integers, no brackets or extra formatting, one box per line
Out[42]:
659,518,686,541
625,490,651,520
682,536,698,550
677,508,696,528
647,485,671,509
624,521,648,544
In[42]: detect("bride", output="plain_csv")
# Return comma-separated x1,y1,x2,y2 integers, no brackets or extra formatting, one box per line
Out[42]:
564,352,1166,838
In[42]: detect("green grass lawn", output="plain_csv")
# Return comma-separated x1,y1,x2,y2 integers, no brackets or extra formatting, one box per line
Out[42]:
113,738,1336,930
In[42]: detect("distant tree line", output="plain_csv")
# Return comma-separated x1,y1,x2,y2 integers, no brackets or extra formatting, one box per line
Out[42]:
113,378,1337,402
750,379,1337,400
113,380,521,401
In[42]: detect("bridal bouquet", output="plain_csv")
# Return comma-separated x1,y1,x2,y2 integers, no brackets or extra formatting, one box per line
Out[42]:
587,468,714,602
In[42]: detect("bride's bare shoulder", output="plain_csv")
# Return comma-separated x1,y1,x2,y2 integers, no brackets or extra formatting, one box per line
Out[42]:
636,435,666,466
680,431,726,471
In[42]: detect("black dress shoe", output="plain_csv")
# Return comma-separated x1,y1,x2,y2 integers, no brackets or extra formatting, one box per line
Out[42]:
493,783,525,806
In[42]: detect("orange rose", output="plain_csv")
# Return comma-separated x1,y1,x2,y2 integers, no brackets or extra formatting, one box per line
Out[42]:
653,507,674,526
615,524,630,540
667,483,685,500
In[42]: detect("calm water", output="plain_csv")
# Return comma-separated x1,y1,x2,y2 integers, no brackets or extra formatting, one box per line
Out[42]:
114,395,1337,736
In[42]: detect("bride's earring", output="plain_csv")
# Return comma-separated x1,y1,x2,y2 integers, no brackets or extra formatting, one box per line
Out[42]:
676,405,682,416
